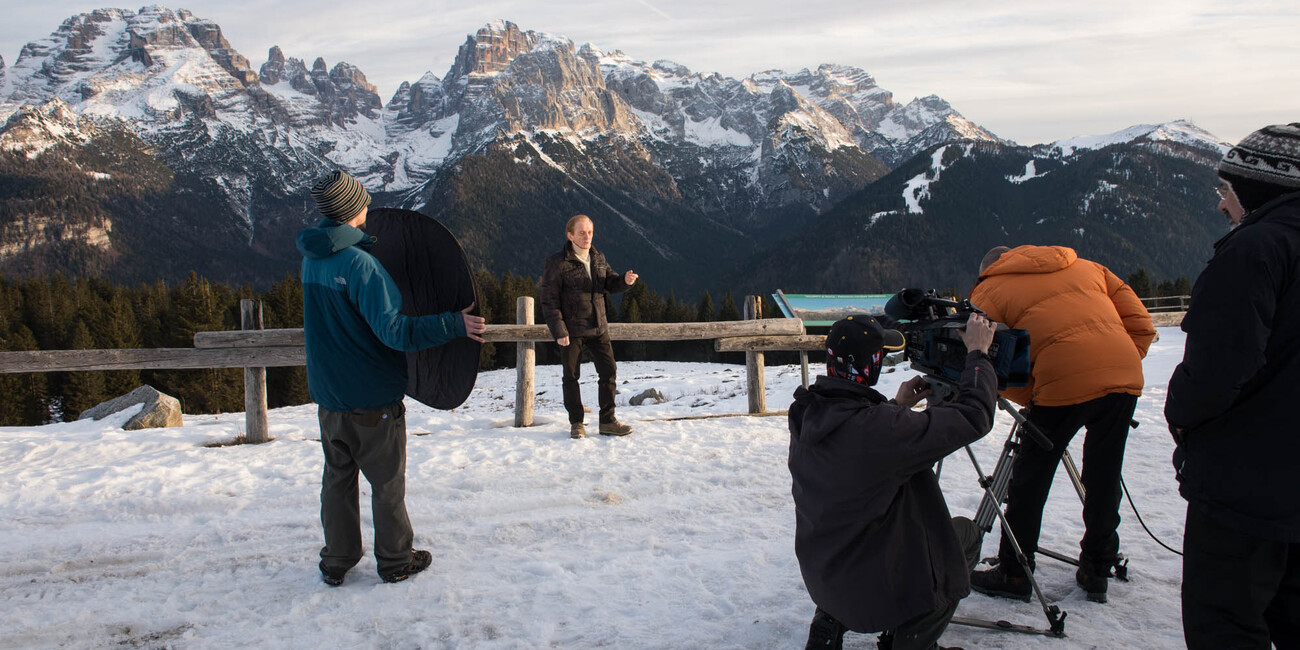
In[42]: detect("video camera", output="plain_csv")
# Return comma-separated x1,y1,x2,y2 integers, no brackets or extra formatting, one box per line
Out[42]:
884,288,1031,402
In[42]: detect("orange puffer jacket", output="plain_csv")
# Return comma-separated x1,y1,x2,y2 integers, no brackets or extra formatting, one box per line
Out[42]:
970,245,1155,407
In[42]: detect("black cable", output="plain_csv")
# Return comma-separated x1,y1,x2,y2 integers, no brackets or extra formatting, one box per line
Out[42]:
1121,475,1182,556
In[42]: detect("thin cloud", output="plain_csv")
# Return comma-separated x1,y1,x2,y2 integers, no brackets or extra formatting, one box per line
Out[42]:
631,0,674,21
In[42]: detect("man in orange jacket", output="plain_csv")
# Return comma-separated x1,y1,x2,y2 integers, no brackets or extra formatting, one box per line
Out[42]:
967,245,1155,604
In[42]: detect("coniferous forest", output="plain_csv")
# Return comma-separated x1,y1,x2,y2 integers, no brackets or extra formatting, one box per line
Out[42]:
0,270,752,426
0,264,1186,427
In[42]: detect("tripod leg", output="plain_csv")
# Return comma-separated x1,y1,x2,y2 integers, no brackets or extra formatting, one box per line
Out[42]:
965,441,1068,637
972,425,1020,533
1062,449,1085,503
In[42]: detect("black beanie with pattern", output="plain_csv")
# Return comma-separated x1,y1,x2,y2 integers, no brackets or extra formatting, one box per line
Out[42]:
1218,123,1300,213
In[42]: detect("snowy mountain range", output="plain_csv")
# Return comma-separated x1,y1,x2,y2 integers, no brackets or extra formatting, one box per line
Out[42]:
0,8,1232,292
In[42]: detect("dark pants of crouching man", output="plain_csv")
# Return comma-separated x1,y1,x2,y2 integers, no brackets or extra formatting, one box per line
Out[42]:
561,332,618,425
885,517,983,650
317,401,414,577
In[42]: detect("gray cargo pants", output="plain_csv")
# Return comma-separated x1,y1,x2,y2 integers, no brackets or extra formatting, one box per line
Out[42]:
318,401,413,577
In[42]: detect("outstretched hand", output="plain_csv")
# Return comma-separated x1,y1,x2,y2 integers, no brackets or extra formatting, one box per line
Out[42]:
624,270,639,286
961,312,996,355
461,302,487,343
895,376,933,409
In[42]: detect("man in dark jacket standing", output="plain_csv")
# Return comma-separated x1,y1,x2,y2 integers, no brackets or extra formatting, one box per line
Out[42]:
539,214,638,439
1165,123,1300,650
789,313,998,650
298,170,486,587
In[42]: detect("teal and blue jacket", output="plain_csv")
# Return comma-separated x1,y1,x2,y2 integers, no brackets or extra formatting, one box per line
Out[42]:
297,219,465,412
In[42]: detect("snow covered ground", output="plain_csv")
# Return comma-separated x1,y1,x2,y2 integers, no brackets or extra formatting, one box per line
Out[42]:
0,329,1193,649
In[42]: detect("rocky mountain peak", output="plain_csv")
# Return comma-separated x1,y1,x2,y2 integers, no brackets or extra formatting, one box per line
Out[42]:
450,20,540,78
259,46,287,84
0,98,96,157
184,17,257,86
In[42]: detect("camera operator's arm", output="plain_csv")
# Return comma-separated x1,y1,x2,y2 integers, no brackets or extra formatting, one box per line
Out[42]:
895,376,933,409
961,312,996,355
889,314,999,475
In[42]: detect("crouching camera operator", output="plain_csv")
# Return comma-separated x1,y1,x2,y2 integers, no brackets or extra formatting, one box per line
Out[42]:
788,312,999,650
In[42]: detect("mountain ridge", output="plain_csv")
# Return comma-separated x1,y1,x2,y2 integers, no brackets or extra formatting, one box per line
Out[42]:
0,8,1229,294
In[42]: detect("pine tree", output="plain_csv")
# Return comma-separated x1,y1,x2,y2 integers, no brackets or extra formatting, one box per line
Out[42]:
1127,268,1153,299
719,292,741,321
697,291,715,322
10,326,49,425
61,321,107,420
262,273,309,407
159,272,242,414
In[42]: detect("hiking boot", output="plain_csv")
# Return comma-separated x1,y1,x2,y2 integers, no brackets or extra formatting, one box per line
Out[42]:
380,549,432,584
971,565,1032,602
319,561,347,587
1076,561,1112,603
805,607,847,650
599,419,633,436
570,423,586,439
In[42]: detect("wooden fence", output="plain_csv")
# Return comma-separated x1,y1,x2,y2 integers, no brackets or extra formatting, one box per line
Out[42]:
0,293,1194,441
0,298,810,442
1141,295,1190,313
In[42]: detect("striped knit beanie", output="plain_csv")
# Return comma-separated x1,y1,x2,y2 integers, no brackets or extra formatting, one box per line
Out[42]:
311,170,371,223
1218,123,1300,212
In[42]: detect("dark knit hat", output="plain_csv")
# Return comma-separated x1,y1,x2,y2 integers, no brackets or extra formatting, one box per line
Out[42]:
311,170,371,223
1218,123,1300,211
825,314,905,385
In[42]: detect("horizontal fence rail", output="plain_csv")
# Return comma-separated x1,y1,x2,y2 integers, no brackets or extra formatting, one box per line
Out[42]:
0,321,803,374
1140,295,1190,312
192,319,804,349
715,334,826,352
0,347,306,373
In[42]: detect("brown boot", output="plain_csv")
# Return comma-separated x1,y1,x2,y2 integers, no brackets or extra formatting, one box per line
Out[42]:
570,423,585,439
599,419,633,436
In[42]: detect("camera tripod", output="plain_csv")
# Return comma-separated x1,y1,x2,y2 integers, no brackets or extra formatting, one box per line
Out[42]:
940,395,1129,638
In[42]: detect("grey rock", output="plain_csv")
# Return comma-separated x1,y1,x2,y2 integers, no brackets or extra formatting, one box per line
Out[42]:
79,385,184,430
630,388,665,406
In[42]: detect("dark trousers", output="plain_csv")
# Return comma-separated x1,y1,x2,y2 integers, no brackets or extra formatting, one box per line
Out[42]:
997,392,1137,573
318,401,413,576
1183,504,1300,650
561,331,618,424
888,516,984,650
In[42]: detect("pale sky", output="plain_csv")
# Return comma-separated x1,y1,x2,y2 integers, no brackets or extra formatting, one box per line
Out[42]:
2,1,1295,145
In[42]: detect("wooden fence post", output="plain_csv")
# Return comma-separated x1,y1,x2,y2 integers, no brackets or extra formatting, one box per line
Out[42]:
515,296,535,427
745,295,766,414
241,299,270,443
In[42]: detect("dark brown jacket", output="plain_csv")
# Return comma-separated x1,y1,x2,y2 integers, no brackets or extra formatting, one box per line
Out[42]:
539,242,630,340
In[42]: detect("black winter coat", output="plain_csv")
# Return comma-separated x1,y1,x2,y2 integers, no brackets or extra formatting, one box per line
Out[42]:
539,242,631,340
1166,191,1300,542
788,352,997,633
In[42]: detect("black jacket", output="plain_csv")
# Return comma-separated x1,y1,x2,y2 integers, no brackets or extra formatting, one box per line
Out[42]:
1166,191,1300,542
539,242,630,340
788,352,997,633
